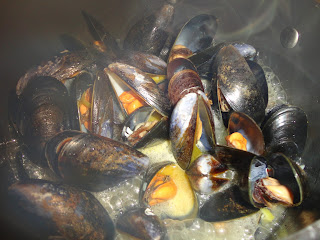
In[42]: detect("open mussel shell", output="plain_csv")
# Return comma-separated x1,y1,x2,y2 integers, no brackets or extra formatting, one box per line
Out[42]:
122,106,169,149
8,179,115,240
185,154,229,194
71,70,123,139
167,58,204,106
227,111,265,155
249,153,305,208
123,3,174,56
261,105,308,161
214,45,267,125
199,185,258,222
107,62,172,117
45,131,149,191
168,14,218,61
140,162,198,220
116,208,167,240
70,71,94,133
170,91,216,170
16,76,73,166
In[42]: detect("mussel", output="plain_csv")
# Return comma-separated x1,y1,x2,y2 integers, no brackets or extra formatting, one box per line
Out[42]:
214,44,267,125
123,2,175,56
122,106,169,148
170,91,216,170
168,14,218,62
45,131,149,191
71,70,123,139
14,76,74,166
8,179,115,239
185,154,229,194
140,162,198,220
248,154,305,208
116,208,167,240
107,62,172,117
16,50,96,96
261,104,308,161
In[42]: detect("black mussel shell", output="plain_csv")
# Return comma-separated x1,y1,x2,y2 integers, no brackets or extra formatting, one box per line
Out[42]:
122,106,169,149
8,179,115,240
45,130,83,177
16,76,73,166
116,208,167,240
261,105,308,161
108,62,172,117
45,132,149,191
16,51,95,96
123,3,174,56
267,153,305,206
227,111,265,155
248,153,305,208
214,144,256,172
168,14,218,61
120,51,167,75
232,42,257,61
199,185,258,222
247,60,268,107
91,70,116,138
82,10,121,58
214,45,266,125
189,42,257,80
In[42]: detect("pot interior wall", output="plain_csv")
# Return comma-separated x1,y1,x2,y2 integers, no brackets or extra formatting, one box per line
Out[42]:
0,0,319,239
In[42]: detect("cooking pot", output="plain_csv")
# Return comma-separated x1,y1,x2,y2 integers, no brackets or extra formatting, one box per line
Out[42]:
0,0,319,239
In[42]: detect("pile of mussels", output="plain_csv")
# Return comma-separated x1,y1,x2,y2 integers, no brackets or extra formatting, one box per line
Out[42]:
7,1,308,239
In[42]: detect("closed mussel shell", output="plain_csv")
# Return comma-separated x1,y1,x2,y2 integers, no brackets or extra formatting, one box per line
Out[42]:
91,70,116,138
17,76,73,166
123,3,174,56
261,105,308,161
116,208,167,240
215,45,266,125
8,179,115,240
45,130,83,177
46,132,149,191
140,162,198,220
199,185,258,222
